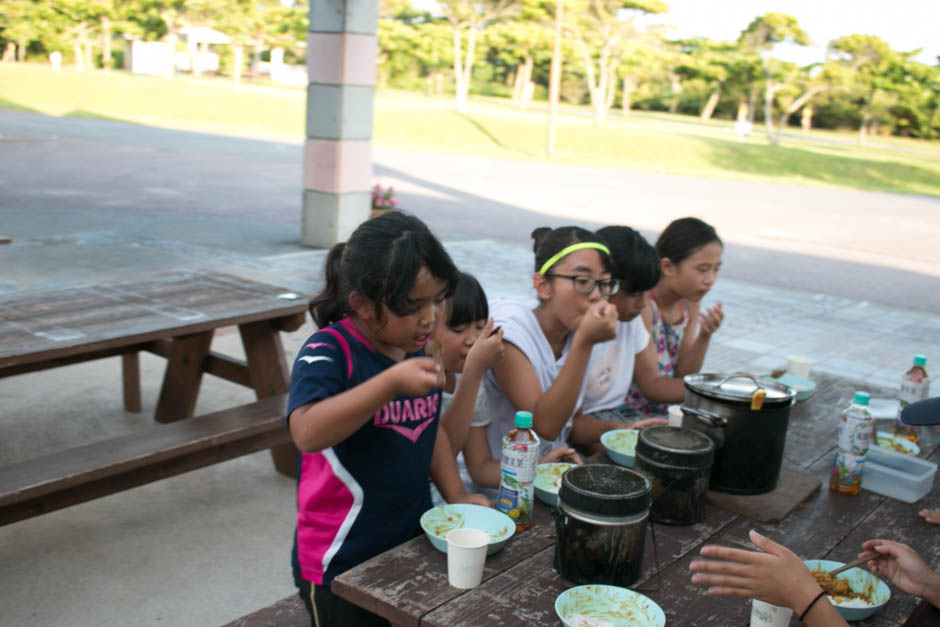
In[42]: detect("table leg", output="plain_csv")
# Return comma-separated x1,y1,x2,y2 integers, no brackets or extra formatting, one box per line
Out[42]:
240,320,300,478
155,331,214,423
122,352,142,413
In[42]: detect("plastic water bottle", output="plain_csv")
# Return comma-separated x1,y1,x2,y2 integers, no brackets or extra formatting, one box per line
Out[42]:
894,355,929,444
830,391,874,496
496,410,540,531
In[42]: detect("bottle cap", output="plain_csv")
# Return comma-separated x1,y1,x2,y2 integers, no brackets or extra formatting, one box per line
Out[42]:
913,354,927,367
514,410,533,429
853,391,870,406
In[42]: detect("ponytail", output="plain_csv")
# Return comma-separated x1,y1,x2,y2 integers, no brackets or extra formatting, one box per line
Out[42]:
309,242,347,329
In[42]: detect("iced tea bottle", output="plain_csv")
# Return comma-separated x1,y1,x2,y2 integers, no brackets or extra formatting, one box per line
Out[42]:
830,391,874,496
496,410,540,531
894,355,928,443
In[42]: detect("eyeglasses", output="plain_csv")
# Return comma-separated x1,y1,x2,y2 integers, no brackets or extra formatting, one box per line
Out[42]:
545,273,618,296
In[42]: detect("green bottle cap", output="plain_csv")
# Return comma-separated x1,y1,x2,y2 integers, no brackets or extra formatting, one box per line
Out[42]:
514,410,533,429
913,354,927,367
853,391,870,406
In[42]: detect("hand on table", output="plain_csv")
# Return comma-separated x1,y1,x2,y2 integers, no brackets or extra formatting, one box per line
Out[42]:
451,492,493,508
918,508,940,525
629,417,668,429
540,446,583,465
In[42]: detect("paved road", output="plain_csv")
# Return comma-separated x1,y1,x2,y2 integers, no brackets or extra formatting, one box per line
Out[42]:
2,108,938,312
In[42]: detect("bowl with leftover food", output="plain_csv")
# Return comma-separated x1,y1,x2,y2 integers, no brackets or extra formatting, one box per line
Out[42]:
420,504,514,555
872,431,920,456
804,559,890,621
534,462,577,506
554,584,665,627
601,429,639,468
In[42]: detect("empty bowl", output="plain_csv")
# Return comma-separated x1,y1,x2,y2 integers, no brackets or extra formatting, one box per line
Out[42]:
534,462,577,506
555,584,665,627
420,503,515,555
803,559,890,622
601,429,639,468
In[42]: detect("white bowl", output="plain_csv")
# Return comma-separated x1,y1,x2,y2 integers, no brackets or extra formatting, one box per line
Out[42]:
419,504,515,555
803,559,890,622
600,429,638,468
534,462,577,506
555,584,665,627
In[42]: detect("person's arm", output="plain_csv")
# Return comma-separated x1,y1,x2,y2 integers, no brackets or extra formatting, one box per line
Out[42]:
676,301,723,377
632,340,686,403
429,426,491,507
860,539,940,608
441,320,504,455
289,358,439,452
464,424,501,489
690,530,848,627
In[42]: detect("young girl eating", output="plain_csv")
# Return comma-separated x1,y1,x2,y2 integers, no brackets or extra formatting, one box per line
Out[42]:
288,212,487,626
622,217,724,417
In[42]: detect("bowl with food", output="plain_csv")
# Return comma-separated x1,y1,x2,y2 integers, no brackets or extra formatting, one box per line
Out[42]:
804,559,890,621
534,462,577,506
420,503,514,556
554,584,665,627
600,429,639,468
872,431,920,456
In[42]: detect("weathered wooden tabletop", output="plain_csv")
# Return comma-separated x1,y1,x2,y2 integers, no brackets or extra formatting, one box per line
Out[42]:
333,373,940,626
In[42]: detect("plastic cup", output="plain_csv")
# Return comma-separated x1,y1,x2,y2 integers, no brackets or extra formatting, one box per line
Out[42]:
750,599,793,627
445,528,489,589
667,405,684,428
786,355,813,378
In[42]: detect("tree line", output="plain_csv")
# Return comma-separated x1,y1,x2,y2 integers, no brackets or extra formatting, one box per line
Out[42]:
2,0,938,140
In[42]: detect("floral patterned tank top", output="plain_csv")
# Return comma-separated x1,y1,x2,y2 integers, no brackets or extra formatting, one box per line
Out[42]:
621,297,689,417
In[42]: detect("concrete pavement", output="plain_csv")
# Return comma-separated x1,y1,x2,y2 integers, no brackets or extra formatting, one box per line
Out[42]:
1,109,938,626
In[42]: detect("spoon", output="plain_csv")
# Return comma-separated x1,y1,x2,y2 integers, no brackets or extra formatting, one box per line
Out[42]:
828,556,871,578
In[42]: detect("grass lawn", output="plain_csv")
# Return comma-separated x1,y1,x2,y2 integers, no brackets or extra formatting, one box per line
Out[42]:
3,63,939,197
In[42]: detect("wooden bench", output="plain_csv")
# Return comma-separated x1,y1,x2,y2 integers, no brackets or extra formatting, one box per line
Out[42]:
0,394,292,527
221,594,309,627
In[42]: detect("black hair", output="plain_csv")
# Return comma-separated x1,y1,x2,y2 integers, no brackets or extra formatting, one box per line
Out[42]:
596,226,661,293
447,272,488,328
531,226,614,274
309,212,459,329
655,217,722,265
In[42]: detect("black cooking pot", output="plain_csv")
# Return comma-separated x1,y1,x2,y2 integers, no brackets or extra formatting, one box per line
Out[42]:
681,373,796,495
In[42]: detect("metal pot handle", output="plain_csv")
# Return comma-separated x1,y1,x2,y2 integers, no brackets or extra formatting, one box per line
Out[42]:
680,405,727,428
714,373,764,392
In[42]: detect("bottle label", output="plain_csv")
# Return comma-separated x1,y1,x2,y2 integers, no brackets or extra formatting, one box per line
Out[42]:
898,377,929,408
499,443,537,484
496,442,537,522
838,410,872,456
831,451,866,487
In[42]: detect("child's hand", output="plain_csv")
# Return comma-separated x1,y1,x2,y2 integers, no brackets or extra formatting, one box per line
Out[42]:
576,301,618,346
699,302,724,337
451,492,493,508
629,417,668,429
465,318,505,376
539,446,583,465
389,357,441,397
860,539,940,600
918,508,940,525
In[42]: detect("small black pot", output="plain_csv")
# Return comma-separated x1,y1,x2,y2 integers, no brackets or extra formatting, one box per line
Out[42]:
634,426,714,525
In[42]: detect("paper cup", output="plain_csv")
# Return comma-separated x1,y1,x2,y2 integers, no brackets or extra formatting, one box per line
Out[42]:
446,528,489,589
750,599,793,627
786,355,812,378
667,405,684,428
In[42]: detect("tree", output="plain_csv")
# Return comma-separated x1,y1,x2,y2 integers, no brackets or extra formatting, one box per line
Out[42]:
829,34,904,142
738,12,810,145
438,0,520,113
566,0,667,125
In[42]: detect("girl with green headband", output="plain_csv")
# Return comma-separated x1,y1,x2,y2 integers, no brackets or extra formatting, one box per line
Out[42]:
481,226,619,460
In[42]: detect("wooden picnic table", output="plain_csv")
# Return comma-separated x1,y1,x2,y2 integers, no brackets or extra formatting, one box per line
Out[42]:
333,372,940,626
0,270,309,476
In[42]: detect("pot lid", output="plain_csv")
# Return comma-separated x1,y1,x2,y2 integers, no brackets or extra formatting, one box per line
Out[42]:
637,426,715,469
684,372,795,407
559,465,651,517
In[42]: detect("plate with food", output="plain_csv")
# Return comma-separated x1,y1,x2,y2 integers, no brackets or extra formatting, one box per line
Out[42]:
534,462,577,506
872,431,920,456
419,503,514,555
555,584,665,627
804,559,890,621
600,429,638,468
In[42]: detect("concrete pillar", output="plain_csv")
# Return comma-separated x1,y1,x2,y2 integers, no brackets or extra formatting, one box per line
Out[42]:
301,0,378,248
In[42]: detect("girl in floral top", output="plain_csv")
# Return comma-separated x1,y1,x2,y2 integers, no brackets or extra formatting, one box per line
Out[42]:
622,218,724,417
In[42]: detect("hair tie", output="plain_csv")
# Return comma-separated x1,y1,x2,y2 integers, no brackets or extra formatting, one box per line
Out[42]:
538,242,610,275
799,590,828,621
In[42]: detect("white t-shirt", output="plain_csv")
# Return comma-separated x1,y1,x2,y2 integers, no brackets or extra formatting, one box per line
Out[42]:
581,318,650,414
483,299,588,459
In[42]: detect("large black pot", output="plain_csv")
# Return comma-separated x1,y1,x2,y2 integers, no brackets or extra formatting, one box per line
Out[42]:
681,373,795,495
